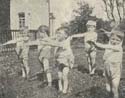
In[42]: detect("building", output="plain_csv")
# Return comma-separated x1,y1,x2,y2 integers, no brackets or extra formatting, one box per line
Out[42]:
0,0,49,43
10,0,49,30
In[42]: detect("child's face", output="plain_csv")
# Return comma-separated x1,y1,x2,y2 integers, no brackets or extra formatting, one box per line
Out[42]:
39,29,47,38
110,35,122,45
40,28,45,33
87,25,96,32
39,31,45,36
56,30,67,41
22,28,29,37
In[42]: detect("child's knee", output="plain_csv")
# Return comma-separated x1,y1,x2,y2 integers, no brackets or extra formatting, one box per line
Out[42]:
91,55,96,63
112,79,120,92
43,58,50,70
43,58,49,65
106,83,111,92
23,58,28,66
39,56,42,62
90,52,96,60
58,72,63,79
44,68,51,74
63,67,69,79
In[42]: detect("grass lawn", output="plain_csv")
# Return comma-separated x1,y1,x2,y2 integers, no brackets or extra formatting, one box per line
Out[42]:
0,43,125,98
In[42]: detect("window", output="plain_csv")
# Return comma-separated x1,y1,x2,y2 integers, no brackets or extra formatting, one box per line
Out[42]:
18,12,25,29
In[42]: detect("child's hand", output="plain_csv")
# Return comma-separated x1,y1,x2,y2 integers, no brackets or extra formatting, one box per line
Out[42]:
99,28,106,32
70,64,73,69
87,40,95,45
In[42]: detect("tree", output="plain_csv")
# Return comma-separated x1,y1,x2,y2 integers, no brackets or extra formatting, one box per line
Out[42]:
102,0,125,23
68,1,95,35
0,0,11,43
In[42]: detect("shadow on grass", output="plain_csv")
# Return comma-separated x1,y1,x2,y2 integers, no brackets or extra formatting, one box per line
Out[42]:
77,65,104,77
74,86,110,98
77,65,89,74
52,79,58,90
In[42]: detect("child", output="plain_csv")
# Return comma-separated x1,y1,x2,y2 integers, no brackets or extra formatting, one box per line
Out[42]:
15,26,30,79
71,20,97,75
89,28,124,98
42,27,74,94
37,25,52,87
55,27,74,94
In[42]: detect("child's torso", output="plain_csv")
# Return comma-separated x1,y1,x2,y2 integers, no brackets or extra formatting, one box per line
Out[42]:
103,45,123,63
84,32,97,51
38,33,51,50
56,37,73,58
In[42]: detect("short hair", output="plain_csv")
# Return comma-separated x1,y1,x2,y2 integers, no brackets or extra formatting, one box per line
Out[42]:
86,20,96,26
111,28,124,40
20,26,29,32
20,26,29,37
37,25,49,35
56,27,69,36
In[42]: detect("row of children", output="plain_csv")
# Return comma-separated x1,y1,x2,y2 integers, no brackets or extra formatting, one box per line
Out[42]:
2,20,124,98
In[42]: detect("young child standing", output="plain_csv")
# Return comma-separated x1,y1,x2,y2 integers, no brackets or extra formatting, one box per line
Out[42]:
37,25,52,87
55,27,74,94
42,27,74,94
16,26,30,79
89,28,124,98
71,20,97,75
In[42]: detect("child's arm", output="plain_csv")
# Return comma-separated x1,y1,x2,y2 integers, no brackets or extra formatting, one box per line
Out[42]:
39,35,57,42
71,33,86,38
27,39,61,47
2,39,19,46
93,42,121,51
100,28,112,37
41,40,62,47
27,40,40,46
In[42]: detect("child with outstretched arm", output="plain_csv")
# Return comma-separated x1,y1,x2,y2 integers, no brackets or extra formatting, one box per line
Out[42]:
41,27,74,94
71,20,97,75
37,25,52,87
2,26,30,79
15,26,30,79
88,28,124,98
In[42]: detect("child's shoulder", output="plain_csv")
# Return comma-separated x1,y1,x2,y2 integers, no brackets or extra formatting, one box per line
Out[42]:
85,31,97,37
109,43,123,51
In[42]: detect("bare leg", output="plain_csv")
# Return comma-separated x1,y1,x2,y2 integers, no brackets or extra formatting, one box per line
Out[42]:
58,71,63,92
112,77,120,98
90,51,96,75
21,64,26,78
23,58,30,77
87,56,92,74
43,58,52,86
105,77,111,93
62,67,69,94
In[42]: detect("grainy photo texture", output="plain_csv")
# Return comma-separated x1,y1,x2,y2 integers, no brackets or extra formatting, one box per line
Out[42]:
0,0,125,98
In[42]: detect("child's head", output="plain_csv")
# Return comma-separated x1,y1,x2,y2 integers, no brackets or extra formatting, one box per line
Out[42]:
20,26,29,37
21,26,30,41
86,20,96,32
56,27,69,41
110,29,124,45
38,25,49,35
37,25,49,39
110,20,116,29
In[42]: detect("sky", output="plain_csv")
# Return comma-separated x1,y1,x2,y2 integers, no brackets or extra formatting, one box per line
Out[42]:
50,0,107,30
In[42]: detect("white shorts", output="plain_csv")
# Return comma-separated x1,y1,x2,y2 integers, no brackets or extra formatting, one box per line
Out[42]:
104,61,122,81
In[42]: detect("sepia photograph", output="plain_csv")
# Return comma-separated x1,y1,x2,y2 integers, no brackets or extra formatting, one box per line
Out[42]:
0,0,125,98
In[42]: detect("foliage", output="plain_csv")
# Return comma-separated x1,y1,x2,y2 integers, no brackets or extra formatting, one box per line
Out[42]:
102,0,125,23
68,2,94,35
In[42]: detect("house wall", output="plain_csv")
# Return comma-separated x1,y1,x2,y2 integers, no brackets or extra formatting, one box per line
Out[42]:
10,0,49,30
